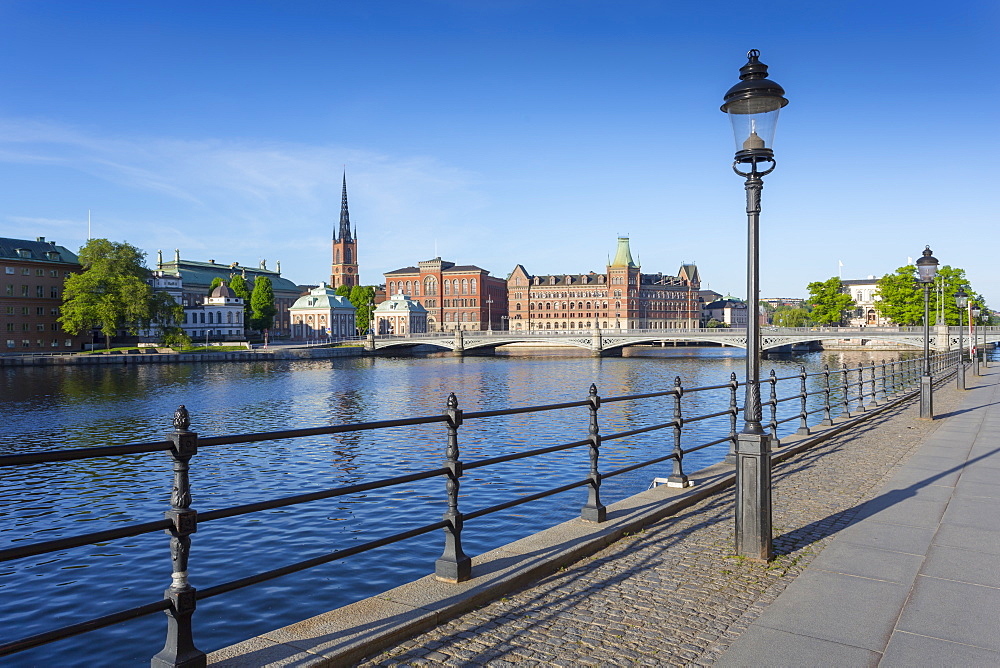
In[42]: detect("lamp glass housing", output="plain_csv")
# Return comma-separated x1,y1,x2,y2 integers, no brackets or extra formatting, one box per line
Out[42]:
955,289,968,309
972,306,981,318
915,246,939,284
726,104,781,153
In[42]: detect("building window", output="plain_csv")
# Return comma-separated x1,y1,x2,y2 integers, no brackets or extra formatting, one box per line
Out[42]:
4,285,11,296
36,269,44,276
4,267,13,274
65,339,72,347
51,288,58,298
21,285,28,296
50,270,59,277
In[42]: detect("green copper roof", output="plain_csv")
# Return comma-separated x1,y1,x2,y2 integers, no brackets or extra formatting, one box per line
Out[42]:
610,237,638,268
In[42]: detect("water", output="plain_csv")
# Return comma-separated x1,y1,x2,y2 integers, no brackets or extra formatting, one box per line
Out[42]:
1,346,910,665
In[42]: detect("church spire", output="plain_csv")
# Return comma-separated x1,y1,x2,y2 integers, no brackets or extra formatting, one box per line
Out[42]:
337,172,353,243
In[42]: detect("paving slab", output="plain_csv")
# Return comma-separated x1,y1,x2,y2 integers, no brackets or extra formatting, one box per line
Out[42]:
881,631,1000,667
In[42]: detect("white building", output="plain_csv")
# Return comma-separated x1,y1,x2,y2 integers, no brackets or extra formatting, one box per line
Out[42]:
842,277,890,326
289,283,357,339
703,298,748,327
145,272,245,340
374,292,428,335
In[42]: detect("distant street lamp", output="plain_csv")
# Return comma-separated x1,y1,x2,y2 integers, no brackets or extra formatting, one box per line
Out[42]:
500,315,509,331
982,311,990,369
205,328,211,349
486,297,493,331
955,287,968,390
916,246,939,418
972,304,981,376
722,49,788,562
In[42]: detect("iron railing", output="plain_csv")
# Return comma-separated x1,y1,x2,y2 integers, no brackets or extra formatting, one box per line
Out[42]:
0,350,962,664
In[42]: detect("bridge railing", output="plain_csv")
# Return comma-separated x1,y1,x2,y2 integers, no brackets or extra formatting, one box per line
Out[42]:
0,350,962,664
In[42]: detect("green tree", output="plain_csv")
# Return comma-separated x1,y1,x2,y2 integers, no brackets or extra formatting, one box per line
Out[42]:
875,264,983,325
250,276,277,342
348,285,376,334
147,291,184,340
772,307,811,327
229,273,252,323
705,318,727,329
806,277,855,325
335,284,351,298
208,277,223,293
59,238,152,350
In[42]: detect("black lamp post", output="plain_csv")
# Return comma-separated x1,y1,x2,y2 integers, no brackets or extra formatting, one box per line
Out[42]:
916,246,939,418
955,287,968,390
722,49,788,562
982,311,989,369
972,304,981,376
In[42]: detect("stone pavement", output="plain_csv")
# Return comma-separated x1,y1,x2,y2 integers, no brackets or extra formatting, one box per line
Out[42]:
718,365,1000,666
356,368,993,667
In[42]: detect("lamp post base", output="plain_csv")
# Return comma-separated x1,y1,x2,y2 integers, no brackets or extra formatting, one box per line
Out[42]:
735,432,773,562
958,361,966,390
919,374,934,419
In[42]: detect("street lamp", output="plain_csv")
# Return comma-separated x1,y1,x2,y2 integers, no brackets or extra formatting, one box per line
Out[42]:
972,303,981,376
955,287,968,390
486,296,493,332
722,49,788,562
916,246,939,418
982,310,990,369
500,315,509,331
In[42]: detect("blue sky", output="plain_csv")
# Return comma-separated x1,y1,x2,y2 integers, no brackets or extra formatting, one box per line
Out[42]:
1,1,997,303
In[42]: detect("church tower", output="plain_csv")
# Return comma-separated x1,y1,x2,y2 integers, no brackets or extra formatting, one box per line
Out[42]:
330,172,359,289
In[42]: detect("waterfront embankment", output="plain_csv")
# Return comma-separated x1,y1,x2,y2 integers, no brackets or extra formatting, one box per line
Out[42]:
209,363,983,666
0,345,366,366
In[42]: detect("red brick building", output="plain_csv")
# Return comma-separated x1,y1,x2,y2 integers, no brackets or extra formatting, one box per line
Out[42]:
330,173,359,290
506,237,701,331
1,236,86,352
384,257,508,331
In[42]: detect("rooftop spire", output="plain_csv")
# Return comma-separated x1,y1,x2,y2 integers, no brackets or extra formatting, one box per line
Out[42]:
337,171,353,243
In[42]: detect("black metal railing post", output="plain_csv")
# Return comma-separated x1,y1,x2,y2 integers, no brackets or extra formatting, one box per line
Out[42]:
821,363,833,425
768,369,779,443
842,363,851,418
666,376,689,487
867,361,878,409
796,365,809,435
856,364,866,413
581,384,606,521
725,372,738,465
152,406,206,668
435,393,471,582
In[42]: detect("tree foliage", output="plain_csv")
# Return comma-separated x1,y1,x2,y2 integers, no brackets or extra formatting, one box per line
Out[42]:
806,277,855,325
772,307,811,327
348,285,376,334
874,264,986,325
147,290,184,340
228,273,252,323
249,276,277,333
208,277,223,294
59,238,152,349
335,284,351,298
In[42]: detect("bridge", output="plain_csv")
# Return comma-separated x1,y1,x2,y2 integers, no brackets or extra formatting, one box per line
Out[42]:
365,325,1000,356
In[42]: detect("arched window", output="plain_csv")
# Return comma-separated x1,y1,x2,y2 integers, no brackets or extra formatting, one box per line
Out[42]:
335,249,341,263
227,312,233,324
405,280,412,295
586,302,592,310
444,280,451,295
207,312,213,324
546,323,551,329
529,303,534,310
217,312,222,324
471,279,477,293
615,301,621,309
546,303,551,310
461,279,468,294
516,302,521,311
345,248,352,263
425,277,436,295
414,282,420,296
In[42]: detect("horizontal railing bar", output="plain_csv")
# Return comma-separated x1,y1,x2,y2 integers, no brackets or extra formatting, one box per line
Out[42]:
683,409,736,425
683,435,733,454
198,415,449,447
600,453,676,480
0,598,171,657
464,439,590,471
0,518,173,563
602,389,676,403
199,468,449,523
683,382,734,393
774,395,799,405
771,373,800,381
602,421,676,442
463,399,590,420
0,440,171,467
774,415,802,426
464,479,590,521
198,520,450,600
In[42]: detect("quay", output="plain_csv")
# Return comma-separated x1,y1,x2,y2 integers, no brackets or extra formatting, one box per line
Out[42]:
210,365,1000,666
